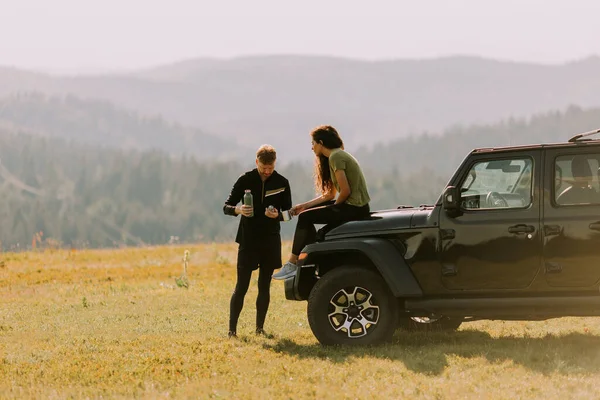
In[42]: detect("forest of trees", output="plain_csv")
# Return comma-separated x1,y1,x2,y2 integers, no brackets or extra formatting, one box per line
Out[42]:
1,103,599,250
0,130,447,250
0,130,245,249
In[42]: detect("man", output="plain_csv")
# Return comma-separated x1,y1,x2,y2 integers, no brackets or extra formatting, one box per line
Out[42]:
223,144,292,337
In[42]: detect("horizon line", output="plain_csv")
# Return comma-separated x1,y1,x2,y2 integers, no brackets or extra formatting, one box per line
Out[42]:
1,52,598,77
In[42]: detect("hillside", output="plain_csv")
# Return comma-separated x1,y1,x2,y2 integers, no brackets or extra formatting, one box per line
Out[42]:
0,93,249,160
1,55,600,159
1,105,599,249
356,105,600,176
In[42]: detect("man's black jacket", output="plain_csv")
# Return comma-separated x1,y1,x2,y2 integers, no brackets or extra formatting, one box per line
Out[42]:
223,169,292,247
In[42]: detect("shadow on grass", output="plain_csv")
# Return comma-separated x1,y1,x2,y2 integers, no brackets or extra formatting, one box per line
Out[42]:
262,330,600,376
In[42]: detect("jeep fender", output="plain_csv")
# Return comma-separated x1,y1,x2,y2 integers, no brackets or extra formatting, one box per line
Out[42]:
301,238,423,298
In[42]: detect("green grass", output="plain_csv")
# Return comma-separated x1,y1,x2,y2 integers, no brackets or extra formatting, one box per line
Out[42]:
1,243,600,399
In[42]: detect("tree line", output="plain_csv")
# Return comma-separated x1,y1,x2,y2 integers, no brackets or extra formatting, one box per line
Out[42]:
1,104,599,250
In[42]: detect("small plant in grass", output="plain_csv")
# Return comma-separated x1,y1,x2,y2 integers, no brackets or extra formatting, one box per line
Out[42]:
175,250,190,288
32,231,44,250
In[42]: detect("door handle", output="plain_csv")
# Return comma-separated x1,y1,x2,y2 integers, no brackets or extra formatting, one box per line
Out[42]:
590,222,600,231
508,224,535,234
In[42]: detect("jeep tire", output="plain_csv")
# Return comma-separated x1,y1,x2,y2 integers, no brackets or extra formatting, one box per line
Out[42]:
307,266,399,346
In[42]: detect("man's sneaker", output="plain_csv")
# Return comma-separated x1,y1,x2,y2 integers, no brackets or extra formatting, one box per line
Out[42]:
228,331,237,338
272,262,297,280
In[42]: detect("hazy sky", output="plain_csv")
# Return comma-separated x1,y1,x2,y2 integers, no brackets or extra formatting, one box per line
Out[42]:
0,0,597,73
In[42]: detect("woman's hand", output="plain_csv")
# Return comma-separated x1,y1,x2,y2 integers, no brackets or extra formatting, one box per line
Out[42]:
290,203,306,216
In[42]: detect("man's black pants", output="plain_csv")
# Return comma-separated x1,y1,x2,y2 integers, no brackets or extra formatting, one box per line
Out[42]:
229,241,281,333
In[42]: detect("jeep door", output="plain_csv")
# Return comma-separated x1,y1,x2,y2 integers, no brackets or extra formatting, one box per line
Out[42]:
543,148,600,288
439,151,542,290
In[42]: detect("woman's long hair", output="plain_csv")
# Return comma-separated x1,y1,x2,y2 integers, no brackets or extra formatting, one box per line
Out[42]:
311,125,344,195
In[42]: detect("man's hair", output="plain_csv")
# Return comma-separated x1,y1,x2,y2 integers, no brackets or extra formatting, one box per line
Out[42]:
256,144,277,164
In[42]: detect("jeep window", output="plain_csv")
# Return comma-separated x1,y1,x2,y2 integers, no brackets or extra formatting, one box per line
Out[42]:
554,154,600,206
460,158,533,210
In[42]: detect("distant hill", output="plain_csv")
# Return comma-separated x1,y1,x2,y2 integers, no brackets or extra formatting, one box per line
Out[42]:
355,105,600,179
0,93,249,160
1,55,600,159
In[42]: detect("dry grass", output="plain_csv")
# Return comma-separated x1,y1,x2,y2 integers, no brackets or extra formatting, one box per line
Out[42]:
2,243,600,399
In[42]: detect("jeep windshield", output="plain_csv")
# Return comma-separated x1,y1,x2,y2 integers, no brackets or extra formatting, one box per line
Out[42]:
460,158,533,209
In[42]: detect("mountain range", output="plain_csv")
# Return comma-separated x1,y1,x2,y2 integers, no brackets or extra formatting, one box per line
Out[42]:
1,55,600,160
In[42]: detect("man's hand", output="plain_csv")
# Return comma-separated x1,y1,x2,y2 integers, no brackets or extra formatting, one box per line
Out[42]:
265,206,279,219
236,205,253,217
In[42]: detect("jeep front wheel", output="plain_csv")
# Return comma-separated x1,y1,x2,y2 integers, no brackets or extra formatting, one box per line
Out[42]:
307,266,398,346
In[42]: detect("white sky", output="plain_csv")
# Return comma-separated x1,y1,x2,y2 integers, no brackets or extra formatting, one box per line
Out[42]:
0,0,597,73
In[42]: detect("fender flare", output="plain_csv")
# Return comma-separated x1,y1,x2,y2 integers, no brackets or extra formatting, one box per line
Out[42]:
301,238,423,298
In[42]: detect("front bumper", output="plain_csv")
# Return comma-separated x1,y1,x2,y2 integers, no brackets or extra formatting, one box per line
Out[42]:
283,262,318,301
283,272,300,300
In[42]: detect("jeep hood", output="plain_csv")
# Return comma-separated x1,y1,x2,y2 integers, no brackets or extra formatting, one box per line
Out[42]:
324,207,435,239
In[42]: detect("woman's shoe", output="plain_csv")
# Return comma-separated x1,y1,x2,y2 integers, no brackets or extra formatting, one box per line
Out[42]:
272,262,297,280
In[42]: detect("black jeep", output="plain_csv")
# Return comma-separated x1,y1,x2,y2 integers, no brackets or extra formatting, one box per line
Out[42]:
284,128,600,345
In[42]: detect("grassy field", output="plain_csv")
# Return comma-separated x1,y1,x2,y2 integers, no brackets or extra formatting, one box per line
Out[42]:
2,243,600,399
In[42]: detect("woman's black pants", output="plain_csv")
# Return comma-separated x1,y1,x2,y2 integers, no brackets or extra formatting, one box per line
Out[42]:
291,202,370,256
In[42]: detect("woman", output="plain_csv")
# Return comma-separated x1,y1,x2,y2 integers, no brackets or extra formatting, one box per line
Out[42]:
272,125,371,280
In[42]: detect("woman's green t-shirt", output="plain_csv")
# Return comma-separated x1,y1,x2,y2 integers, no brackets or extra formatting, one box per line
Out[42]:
328,149,371,207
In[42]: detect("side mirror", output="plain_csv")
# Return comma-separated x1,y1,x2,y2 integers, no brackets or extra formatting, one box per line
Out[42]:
443,186,460,214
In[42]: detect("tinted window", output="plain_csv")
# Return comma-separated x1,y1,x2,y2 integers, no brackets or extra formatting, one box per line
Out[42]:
554,154,600,206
